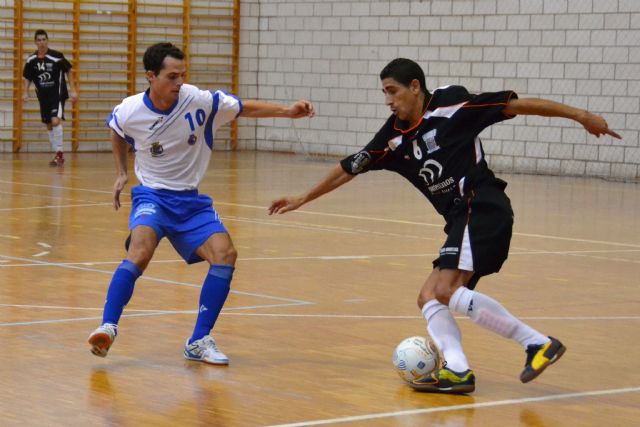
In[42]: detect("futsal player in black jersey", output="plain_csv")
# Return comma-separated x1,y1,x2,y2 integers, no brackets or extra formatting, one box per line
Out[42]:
269,58,621,394
22,29,78,166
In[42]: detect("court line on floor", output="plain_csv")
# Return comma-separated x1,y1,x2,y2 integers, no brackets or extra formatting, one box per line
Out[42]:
0,303,318,327
265,386,640,427
0,254,312,306
1,248,638,269
0,180,113,195
0,312,174,327
1,180,637,249
0,189,103,204
218,203,640,249
220,313,640,321
224,216,441,241
0,303,308,313
0,201,113,211
224,215,640,249
2,304,637,327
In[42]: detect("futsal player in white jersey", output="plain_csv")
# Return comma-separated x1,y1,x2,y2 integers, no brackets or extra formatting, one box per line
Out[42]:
88,42,315,364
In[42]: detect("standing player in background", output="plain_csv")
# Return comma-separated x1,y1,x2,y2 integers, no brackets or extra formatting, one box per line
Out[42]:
22,29,78,167
269,58,621,393
88,42,315,365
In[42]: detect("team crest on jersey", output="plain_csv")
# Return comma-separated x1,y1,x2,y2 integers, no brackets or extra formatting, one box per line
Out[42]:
422,129,440,153
150,141,164,157
187,134,197,145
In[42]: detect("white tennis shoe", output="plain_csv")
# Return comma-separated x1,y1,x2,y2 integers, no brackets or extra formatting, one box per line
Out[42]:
184,335,229,365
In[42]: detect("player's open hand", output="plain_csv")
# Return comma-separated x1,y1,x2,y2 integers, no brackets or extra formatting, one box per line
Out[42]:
268,196,304,215
70,91,79,104
22,93,28,103
112,174,128,210
580,112,621,139
287,100,315,119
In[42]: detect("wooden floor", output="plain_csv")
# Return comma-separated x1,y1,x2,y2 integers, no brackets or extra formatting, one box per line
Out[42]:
0,151,639,427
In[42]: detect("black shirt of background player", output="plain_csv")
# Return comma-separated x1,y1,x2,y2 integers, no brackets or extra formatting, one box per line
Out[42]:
23,49,72,101
340,86,518,217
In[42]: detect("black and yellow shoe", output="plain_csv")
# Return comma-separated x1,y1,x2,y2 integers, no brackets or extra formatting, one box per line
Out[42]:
410,366,475,394
520,336,566,383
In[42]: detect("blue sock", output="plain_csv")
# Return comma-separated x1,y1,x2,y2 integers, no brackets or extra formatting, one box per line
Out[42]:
102,260,142,325
188,264,234,344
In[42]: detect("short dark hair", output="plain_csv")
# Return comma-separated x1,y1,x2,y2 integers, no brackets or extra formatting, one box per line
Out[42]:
143,42,185,75
34,29,48,40
380,58,428,94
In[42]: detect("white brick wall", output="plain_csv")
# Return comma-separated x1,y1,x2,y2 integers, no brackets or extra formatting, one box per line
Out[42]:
237,0,640,180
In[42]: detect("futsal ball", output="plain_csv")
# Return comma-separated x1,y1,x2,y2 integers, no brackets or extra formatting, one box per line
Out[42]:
392,336,439,382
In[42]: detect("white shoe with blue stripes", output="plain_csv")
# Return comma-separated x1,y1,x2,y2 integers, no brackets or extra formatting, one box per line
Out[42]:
184,335,229,365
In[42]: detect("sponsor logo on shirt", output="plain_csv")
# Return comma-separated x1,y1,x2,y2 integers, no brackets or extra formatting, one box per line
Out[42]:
428,177,455,194
37,72,51,84
150,141,164,157
187,134,197,145
419,158,456,195
418,159,443,185
149,116,164,130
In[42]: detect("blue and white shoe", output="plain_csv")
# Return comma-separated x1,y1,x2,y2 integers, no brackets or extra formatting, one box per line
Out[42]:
184,335,229,365
88,323,118,357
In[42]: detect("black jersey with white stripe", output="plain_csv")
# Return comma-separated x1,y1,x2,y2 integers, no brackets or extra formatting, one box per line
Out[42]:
340,85,518,216
23,49,72,100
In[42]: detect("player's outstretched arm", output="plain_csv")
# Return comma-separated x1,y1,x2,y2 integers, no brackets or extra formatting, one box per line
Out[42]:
22,78,30,102
240,99,315,119
111,130,129,211
67,71,79,103
268,164,354,215
503,98,621,139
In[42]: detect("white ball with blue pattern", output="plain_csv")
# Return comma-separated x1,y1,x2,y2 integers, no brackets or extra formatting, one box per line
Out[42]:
392,336,439,382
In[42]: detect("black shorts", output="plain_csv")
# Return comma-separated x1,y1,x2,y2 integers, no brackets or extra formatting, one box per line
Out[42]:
38,96,65,124
433,182,514,289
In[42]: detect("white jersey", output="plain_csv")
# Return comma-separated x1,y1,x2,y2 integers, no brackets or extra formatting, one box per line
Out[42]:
107,83,242,191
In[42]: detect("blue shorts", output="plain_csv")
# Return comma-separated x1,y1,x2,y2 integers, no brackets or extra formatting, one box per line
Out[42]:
129,185,227,264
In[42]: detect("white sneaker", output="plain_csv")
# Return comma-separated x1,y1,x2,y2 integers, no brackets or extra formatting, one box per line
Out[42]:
184,335,229,365
88,324,118,357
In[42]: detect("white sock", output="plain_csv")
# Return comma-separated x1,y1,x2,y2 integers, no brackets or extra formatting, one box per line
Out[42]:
47,129,55,148
422,299,469,372
51,125,63,152
449,286,549,349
